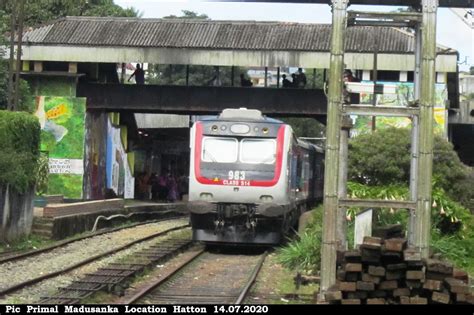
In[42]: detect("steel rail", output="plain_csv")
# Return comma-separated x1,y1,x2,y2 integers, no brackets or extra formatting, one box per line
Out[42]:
122,248,205,304
235,251,268,304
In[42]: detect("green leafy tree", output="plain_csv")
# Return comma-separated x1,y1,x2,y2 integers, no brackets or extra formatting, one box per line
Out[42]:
0,1,139,110
470,66,474,75
281,117,325,138
348,127,474,207
0,5,31,111
164,10,209,20
0,0,139,27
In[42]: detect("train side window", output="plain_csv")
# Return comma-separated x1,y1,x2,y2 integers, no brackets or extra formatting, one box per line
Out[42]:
202,137,238,163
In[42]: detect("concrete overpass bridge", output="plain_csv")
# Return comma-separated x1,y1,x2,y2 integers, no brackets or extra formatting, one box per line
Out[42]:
78,83,327,117
20,17,458,117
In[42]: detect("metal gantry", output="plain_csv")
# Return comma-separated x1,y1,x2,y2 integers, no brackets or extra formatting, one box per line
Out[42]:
320,0,438,297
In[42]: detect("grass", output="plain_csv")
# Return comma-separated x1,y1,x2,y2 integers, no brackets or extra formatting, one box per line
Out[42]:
276,206,323,275
431,223,474,276
81,292,113,304
0,234,53,253
250,252,317,304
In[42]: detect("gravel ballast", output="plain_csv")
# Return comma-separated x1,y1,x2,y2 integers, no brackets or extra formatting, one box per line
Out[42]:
0,219,189,304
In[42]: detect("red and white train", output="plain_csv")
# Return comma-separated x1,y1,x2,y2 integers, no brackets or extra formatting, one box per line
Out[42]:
188,108,324,245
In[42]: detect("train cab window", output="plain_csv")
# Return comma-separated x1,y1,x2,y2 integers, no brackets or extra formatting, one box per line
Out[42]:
240,139,276,164
202,137,238,163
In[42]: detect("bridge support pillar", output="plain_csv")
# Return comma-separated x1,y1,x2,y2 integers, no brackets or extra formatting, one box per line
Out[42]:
83,110,108,200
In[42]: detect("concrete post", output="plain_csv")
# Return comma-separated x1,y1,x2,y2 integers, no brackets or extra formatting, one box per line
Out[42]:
277,67,280,88
313,68,317,89
337,115,352,251
121,63,126,84
231,66,234,87
320,0,348,296
409,23,422,246
415,0,437,258
186,65,190,86
13,0,25,111
7,1,16,110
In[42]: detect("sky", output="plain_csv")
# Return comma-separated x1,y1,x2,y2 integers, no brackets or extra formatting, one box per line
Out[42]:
115,0,473,71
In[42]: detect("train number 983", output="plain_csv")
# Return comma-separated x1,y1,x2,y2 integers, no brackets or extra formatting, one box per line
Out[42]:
228,170,246,180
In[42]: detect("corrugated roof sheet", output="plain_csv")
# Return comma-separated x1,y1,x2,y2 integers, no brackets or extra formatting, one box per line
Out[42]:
21,17,456,54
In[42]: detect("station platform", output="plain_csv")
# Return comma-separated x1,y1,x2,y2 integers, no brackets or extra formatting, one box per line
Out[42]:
32,197,188,240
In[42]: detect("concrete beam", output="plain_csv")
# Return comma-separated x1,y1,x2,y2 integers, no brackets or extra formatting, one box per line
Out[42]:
338,198,416,209
19,45,458,72
342,105,419,117
78,83,328,116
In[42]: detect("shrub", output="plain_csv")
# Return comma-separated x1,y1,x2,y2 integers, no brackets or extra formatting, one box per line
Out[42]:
347,181,470,233
277,206,323,274
349,127,474,208
0,110,40,192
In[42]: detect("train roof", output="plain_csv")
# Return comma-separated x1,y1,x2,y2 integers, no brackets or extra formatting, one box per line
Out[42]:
297,138,325,153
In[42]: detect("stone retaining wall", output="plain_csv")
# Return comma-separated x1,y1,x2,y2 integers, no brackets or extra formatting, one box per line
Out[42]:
49,202,187,239
0,185,35,242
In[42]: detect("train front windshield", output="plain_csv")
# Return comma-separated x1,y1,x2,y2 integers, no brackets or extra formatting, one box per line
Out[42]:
199,137,278,183
202,137,239,163
202,137,276,164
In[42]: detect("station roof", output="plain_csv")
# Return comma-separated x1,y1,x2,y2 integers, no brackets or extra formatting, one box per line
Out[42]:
22,17,456,54
18,17,458,71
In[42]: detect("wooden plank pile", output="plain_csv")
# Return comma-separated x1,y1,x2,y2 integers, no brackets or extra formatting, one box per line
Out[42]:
325,226,473,305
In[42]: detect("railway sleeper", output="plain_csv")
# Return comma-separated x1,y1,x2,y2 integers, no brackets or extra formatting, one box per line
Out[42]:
39,297,80,304
63,282,106,291
37,240,193,304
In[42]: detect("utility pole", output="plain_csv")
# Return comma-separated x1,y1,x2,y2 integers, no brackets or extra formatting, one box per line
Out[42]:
13,0,25,111
7,0,17,110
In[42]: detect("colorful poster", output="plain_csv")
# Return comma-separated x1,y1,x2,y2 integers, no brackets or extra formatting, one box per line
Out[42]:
34,96,86,198
106,117,135,199
350,82,448,137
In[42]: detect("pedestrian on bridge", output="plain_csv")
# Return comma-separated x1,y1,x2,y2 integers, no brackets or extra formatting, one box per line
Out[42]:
282,74,292,88
240,74,253,87
128,63,145,84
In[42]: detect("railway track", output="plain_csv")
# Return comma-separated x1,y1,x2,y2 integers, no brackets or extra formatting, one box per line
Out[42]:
38,238,193,304
0,215,186,265
0,222,190,301
124,250,268,305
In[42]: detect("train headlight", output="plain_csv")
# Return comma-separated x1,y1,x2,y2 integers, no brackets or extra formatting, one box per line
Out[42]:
230,124,250,134
259,195,273,203
200,193,213,201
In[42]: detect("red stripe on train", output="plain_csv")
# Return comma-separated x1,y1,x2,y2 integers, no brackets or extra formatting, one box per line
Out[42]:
194,122,284,187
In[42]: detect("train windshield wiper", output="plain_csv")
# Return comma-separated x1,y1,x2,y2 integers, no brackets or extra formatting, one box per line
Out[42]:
260,154,276,164
203,149,217,162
